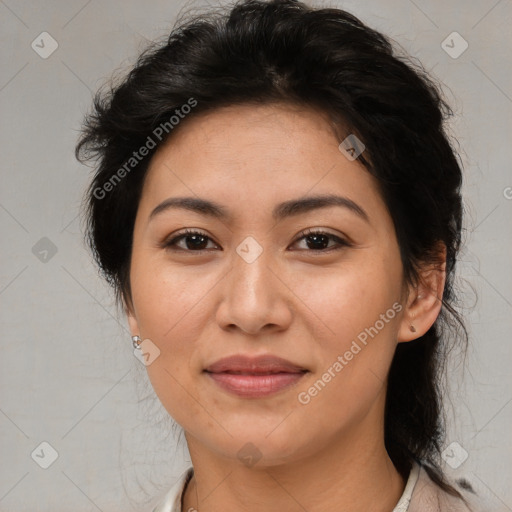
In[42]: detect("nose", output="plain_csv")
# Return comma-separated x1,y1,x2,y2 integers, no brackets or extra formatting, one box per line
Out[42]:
215,245,293,335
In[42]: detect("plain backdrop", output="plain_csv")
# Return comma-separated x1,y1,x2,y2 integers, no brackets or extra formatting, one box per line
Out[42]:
0,0,511,510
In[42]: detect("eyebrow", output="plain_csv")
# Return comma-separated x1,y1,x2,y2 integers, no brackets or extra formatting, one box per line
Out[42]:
149,194,369,223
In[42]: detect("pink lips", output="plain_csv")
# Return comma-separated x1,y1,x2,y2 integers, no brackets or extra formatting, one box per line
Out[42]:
204,354,308,398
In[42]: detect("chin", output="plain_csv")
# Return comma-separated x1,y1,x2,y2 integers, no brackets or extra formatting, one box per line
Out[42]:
198,426,316,469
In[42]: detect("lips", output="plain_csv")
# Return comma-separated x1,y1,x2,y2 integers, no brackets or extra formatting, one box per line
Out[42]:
204,354,307,375
204,354,308,398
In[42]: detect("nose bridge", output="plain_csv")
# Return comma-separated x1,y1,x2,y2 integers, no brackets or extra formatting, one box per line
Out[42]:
231,235,275,302
217,235,292,334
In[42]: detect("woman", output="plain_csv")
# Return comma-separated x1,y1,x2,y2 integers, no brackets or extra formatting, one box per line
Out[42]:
75,1,499,510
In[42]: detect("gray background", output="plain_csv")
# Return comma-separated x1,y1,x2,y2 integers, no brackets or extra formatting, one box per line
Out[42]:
0,0,511,510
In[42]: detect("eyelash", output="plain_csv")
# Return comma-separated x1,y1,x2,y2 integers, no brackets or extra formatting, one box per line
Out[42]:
162,228,352,254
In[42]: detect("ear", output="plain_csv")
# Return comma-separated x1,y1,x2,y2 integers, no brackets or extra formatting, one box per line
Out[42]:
397,244,447,343
123,294,140,338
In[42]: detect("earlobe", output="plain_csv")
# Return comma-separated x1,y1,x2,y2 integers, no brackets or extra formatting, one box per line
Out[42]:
398,249,446,343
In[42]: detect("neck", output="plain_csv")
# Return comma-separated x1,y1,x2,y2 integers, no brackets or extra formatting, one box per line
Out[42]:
182,410,406,512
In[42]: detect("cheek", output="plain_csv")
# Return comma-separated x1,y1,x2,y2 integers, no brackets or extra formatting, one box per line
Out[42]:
289,253,402,343
129,255,211,414
290,253,402,411
130,251,213,342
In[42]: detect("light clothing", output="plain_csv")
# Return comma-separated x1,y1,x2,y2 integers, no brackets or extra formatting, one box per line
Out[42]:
152,461,499,512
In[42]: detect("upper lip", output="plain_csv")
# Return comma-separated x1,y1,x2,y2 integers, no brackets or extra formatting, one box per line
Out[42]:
204,354,308,374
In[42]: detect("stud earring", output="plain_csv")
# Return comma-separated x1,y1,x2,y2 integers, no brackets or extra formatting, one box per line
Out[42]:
132,335,142,349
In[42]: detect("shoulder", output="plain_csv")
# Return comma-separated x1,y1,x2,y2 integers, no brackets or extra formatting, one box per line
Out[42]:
409,462,505,512
151,466,194,512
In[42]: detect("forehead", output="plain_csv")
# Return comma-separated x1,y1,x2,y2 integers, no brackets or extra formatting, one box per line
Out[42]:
150,102,346,165
138,102,386,226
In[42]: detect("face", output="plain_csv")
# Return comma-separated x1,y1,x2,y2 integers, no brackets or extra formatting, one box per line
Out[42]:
126,102,412,467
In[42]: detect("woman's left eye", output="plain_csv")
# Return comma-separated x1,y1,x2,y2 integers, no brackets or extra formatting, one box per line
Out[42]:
291,229,351,252
162,229,351,252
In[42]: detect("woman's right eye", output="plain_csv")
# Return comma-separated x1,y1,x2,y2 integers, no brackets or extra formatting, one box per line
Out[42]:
163,229,219,252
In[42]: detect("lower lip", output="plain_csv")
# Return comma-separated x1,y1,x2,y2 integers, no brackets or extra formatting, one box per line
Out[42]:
205,371,307,398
